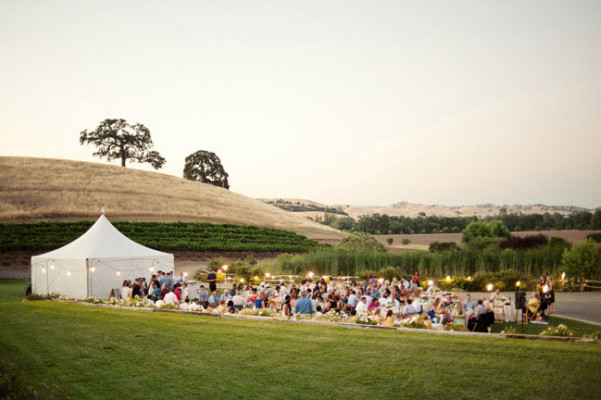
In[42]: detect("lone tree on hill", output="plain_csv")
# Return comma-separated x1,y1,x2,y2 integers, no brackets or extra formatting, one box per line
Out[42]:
183,150,230,189
80,119,166,169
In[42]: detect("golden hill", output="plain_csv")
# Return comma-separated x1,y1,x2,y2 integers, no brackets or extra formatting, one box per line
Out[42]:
0,157,344,242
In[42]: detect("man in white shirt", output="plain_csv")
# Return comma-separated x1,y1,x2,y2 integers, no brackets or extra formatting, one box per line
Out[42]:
402,299,417,316
347,290,359,309
232,292,245,311
355,297,369,316
164,288,179,305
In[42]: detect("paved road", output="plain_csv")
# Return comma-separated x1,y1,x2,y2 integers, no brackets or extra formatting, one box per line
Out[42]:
469,291,601,325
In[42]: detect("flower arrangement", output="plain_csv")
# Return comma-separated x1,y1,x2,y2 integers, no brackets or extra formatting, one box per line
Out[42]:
539,324,574,337
500,326,516,334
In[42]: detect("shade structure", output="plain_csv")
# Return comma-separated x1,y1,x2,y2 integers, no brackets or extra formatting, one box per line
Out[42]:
31,214,174,299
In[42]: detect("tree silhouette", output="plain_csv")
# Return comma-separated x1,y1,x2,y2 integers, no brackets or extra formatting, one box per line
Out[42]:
80,119,166,169
183,150,230,189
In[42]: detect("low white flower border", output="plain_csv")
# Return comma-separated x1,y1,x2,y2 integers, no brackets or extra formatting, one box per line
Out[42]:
44,299,601,344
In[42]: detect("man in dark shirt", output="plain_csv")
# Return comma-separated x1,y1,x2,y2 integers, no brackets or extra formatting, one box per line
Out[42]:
131,279,143,297
207,270,217,293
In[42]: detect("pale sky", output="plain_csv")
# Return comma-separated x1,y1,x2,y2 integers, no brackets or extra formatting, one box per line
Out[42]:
1,1,600,208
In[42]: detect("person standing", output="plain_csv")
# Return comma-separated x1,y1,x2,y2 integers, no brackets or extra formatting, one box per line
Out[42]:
207,269,217,293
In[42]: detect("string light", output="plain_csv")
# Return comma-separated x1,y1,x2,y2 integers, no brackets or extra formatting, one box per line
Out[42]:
561,272,566,281
446,275,451,282
308,272,314,278
222,265,228,271
41,267,46,274
239,278,245,283
467,276,472,281
116,270,122,276
50,265,55,271
183,272,188,277
90,267,96,273
516,281,521,287
66,271,71,276
265,273,270,278
428,280,434,287
487,283,493,291
148,267,154,272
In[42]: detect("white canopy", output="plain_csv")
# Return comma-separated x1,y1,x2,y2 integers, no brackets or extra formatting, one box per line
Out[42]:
31,214,174,299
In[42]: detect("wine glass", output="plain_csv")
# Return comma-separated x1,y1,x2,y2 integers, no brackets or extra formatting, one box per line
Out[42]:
487,326,492,334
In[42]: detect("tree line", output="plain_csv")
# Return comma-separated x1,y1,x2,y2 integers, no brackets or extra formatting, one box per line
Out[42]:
80,118,230,189
315,210,601,234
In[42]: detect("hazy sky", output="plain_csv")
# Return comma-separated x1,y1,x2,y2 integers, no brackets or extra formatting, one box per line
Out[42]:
1,1,600,208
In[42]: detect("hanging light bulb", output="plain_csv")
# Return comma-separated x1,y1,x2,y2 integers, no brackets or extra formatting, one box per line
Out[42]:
117,270,122,276
222,265,228,271
67,271,71,276
148,267,154,272
487,283,494,291
265,273,270,278
90,267,96,273
50,265,55,271
42,267,46,274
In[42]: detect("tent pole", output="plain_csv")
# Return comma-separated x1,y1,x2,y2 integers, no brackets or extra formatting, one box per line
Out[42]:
86,258,90,298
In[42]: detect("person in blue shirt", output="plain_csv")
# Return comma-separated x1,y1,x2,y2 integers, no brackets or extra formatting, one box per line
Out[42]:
294,291,314,315
463,294,477,311
347,290,359,309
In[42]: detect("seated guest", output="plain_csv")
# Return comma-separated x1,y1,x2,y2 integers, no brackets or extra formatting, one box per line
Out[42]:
227,300,236,313
208,291,220,306
368,297,380,312
347,290,359,309
254,293,265,309
294,291,314,315
474,299,486,320
159,283,169,300
147,283,160,302
356,297,369,316
402,298,417,317
314,305,323,317
220,290,232,303
164,287,179,305
232,292,245,311
197,285,209,307
463,294,477,311
217,299,227,313
526,293,540,320
383,310,394,327
282,295,293,317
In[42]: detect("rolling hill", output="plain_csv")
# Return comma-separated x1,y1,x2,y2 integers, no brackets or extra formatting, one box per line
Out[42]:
262,199,592,219
0,157,344,242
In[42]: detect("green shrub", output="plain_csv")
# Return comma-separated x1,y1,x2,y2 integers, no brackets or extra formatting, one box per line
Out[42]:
337,233,387,253
444,324,468,332
561,239,601,282
402,238,411,245
585,330,601,339
429,241,459,252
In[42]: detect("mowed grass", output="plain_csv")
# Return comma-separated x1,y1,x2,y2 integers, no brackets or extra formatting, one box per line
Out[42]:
0,278,28,303
1,300,601,399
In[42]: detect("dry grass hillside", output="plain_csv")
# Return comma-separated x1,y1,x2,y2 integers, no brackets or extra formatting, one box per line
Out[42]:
0,157,344,242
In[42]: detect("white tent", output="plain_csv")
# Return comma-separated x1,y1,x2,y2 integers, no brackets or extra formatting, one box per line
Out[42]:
31,214,174,299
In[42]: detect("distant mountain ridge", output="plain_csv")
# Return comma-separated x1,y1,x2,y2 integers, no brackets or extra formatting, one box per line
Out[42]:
261,199,593,219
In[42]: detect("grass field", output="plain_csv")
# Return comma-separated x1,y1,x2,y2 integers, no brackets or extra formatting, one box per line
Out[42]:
1,281,601,399
375,230,600,250
0,157,343,242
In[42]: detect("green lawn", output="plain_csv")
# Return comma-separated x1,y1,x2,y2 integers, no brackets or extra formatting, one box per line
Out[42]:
1,280,601,399
0,278,28,303
1,302,601,399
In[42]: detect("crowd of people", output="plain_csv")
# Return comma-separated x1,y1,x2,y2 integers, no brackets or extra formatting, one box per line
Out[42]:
119,270,550,331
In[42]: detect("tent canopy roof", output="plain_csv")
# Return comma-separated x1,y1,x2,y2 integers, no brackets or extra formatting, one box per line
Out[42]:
33,214,171,260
